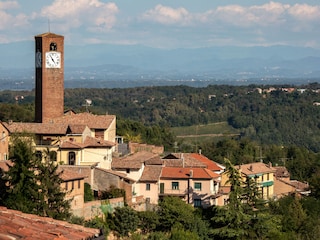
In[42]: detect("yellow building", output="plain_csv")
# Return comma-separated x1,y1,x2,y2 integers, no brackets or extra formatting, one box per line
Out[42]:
0,112,116,169
236,162,276,200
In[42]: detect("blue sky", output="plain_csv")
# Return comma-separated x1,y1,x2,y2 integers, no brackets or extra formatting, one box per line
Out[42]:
1,0,320,49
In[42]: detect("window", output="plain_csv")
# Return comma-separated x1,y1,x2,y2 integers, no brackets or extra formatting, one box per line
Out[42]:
35,151,42,161
126,169,130,174
194,199,202,207
65,182,68,190
194,182,202,191
172,182,179,190
71,181,74,190
68,152,76,165
78,180,81,189
146,183,151,191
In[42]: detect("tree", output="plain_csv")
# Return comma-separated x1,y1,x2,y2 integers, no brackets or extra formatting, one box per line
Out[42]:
1,134,71,220
36,147,71,220
110,206,139,237
2,134,39,213
211,158,249,239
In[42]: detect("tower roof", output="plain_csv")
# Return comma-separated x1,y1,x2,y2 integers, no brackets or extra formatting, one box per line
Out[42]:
35,32,64,38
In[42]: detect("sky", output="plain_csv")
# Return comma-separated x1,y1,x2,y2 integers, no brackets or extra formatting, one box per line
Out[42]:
0,0,320,49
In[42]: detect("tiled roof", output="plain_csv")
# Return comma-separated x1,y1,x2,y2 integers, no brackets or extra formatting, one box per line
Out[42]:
3,122,68,135
35,32,64,38
112,151,159,170
59,136,115,149
60,141,82,149
83,136,115,148
58,167,88,181
95,168,135,182
140,165,163,182
163,153,206,168
67,124,88,134
189,153,223,171
237,162,276,176
0,206,101,239
161,167,220,179
0,160,13,172
274,166,290,178
51,112,115,130
2,112,115,134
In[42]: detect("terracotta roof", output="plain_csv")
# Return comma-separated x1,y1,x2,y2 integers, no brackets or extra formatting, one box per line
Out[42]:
161,167,220,179
95,168,135,182
112,151,159,170
35,32,64,38
0,160,13,172
0,206,101,239
83,136,115,148
59,141,82,149
236,162,276,176
274,166,290,178
58,168,88,181
163,153,207,168
50,112,115,130
144,156,163,165
3,122,68,135
140,165,163,182
67,124,88,134
189,153,223,171
289,180,309,192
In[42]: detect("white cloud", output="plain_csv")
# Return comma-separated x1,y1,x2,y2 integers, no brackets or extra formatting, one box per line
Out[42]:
40,0,119,31
0,1,19,10
288,4,320,21
142,4,191,25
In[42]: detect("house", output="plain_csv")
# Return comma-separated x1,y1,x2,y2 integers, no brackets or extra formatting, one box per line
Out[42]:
273,166,310,198
112,151,163,206
159,167,220,208
0,112,117,169
58,167,87,217
236,162,277,200
0,206,103,239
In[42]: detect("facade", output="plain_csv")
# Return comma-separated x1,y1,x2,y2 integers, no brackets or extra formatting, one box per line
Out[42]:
236,162,277,200
58,167,87,217
160,167,220,208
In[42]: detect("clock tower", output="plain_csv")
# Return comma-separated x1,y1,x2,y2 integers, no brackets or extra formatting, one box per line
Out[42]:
34,32,64,123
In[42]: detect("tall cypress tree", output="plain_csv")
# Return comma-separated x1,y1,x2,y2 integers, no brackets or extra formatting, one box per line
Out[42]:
36,147,71,220
3,133,39,213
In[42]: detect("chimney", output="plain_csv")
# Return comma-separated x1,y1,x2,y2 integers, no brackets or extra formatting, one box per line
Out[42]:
199,149,202,155
189,170,193,178
249,165,253,171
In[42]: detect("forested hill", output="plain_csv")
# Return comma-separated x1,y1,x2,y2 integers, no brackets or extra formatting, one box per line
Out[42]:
1,83,320,152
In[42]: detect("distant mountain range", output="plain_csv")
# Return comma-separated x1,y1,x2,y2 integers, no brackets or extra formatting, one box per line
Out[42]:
0,41,320,89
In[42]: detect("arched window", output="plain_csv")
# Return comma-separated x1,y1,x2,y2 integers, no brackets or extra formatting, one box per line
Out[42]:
68,152,76,165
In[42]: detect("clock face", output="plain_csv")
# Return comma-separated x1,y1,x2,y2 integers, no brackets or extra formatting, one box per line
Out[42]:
45,52,61,68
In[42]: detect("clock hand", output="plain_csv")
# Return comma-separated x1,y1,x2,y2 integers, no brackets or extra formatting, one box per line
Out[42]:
50,56,55,63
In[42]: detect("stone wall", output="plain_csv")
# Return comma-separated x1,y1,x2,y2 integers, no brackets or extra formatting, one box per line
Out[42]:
128,142,164,155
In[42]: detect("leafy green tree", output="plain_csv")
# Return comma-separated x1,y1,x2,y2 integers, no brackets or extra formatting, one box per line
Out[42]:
84,183,94,202
138,210,159,234
110,206,139,237
157,196,196,232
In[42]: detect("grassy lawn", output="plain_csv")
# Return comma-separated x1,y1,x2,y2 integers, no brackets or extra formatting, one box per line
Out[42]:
171,122,240,137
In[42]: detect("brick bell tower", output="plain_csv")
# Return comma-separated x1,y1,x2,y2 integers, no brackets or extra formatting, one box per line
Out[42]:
34,32,64,123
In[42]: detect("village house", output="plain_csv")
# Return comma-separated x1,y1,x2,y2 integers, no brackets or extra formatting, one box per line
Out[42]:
235,162,276,200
